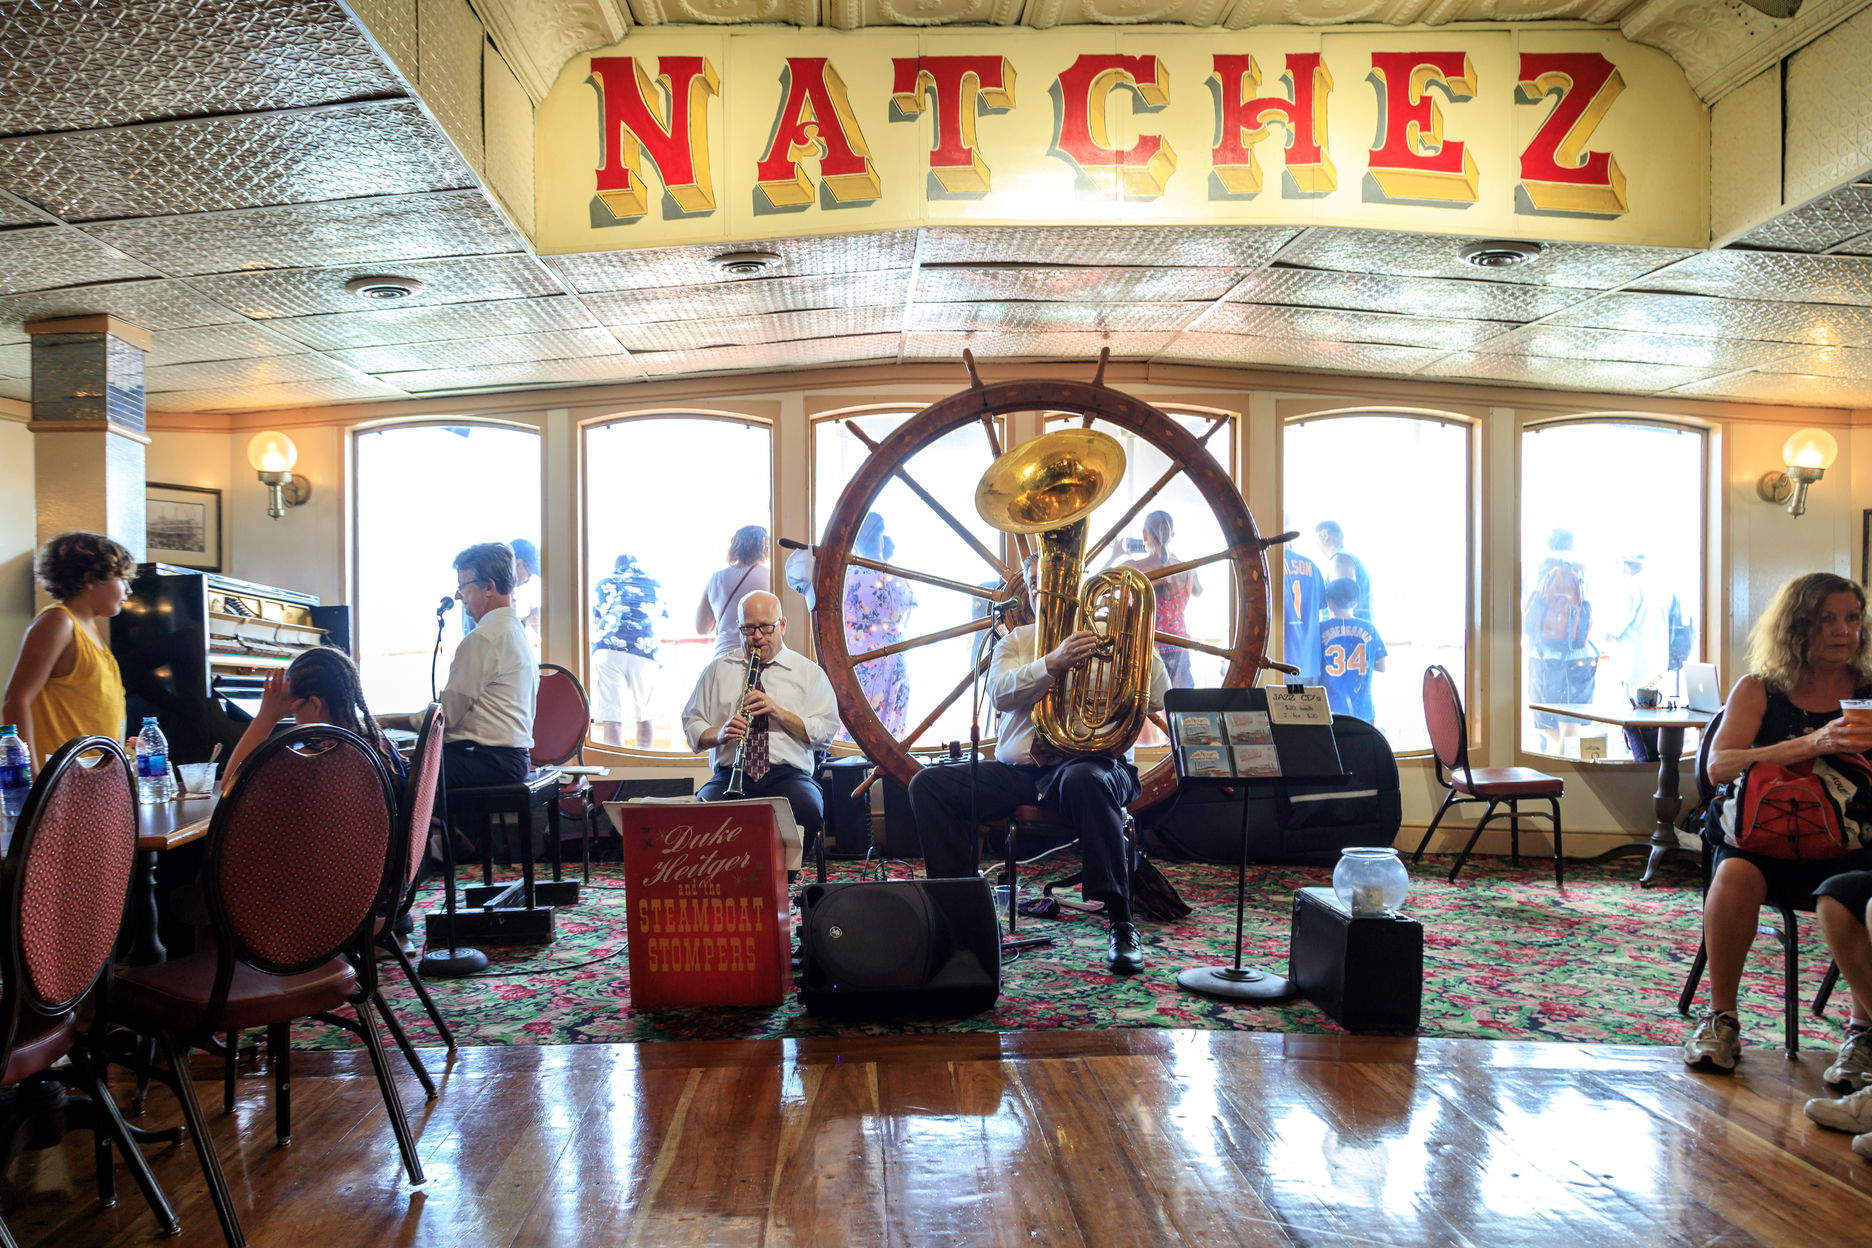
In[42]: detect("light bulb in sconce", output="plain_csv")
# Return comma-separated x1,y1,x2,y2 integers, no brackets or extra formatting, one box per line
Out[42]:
1757,427,1838,517
247,431,310,519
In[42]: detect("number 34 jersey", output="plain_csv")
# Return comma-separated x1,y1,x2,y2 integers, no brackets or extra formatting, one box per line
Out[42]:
1320,617,1388,723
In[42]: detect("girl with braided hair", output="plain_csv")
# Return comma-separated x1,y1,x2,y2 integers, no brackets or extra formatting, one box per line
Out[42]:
224,645,406,786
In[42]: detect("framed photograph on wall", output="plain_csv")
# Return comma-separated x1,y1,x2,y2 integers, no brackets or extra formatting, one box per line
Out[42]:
145,482,221,571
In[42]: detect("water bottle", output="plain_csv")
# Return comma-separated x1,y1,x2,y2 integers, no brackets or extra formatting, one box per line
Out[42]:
135,717,175,804
0,726,30,818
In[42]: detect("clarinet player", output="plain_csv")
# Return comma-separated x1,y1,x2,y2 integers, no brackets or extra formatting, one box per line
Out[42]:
681,590,839,848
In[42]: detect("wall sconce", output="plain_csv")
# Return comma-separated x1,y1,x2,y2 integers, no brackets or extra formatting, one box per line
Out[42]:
248,431,311,519
1757,427,1838,517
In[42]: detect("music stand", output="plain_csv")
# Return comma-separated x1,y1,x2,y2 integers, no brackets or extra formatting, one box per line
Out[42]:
1166,685,1346,1002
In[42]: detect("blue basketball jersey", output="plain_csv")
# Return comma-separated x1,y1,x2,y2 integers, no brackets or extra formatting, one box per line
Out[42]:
1320,616,1388,722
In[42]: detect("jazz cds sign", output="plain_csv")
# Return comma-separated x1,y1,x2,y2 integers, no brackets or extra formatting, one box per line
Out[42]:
534,28,1706,254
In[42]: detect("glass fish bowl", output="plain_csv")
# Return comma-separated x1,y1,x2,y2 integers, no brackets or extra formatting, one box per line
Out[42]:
1332,846,1411,918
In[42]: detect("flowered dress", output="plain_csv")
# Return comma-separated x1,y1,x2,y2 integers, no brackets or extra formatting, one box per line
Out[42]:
840,567,916,738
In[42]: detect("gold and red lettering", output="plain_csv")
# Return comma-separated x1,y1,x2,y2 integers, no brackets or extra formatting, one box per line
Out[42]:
890,56,1015,194
1210,52,1334,196
589,56,718,220
1052,54,1176,198
1367,51,1479,204
755,58,881,209
1517,52,1628,216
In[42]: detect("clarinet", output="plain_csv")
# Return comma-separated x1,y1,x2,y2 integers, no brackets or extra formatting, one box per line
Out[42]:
722,643,765,797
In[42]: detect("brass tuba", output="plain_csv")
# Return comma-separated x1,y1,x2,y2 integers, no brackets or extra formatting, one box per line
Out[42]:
975,429,1157,756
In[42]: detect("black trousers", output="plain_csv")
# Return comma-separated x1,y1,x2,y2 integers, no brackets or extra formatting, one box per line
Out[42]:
908,758,1131,903
439,741,532,863
697,763,824,838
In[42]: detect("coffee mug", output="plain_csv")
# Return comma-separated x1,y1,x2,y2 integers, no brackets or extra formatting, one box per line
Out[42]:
1633,687,1662,710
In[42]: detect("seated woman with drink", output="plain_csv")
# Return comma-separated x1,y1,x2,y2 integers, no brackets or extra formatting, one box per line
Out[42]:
1684,572,1872,1077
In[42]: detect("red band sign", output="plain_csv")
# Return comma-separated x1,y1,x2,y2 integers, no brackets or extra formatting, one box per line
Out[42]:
536,29,1704,252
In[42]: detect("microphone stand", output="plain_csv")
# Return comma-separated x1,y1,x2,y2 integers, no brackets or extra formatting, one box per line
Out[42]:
430,606,450,702
420,596,487,977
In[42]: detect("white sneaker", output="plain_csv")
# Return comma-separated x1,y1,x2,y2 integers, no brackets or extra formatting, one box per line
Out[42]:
1825,1029,1872,1090
1684,1009,1741,1073
1806,1085,1872,1133
1854,1131,1872,1160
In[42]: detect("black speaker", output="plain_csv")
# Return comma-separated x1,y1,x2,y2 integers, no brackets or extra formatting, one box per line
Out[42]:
798,878,1000,1017
1289,886,1421,1033
815,757,873,858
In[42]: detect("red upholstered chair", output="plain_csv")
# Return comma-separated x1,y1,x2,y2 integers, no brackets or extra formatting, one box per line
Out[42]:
1412,665,1566,886
535,663,598,881
0,737,178,1242
373,702,450,1093
113,725,423,1248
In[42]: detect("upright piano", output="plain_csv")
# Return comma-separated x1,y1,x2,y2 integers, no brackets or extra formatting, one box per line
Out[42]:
111,565,353,764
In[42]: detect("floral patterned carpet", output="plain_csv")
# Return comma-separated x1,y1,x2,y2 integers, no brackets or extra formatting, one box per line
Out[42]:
297,853,1851,1055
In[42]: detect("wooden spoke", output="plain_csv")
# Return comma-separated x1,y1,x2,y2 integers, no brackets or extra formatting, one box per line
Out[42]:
1152,630,1237,661
845,421,1007,579
1146,546,1257,583
850,616,993,665
850,651,993,800
846,554,1004,601
1085,414,1230,564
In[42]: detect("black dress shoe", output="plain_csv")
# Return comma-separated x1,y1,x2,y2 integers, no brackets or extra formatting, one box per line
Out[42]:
1106,921,1145,975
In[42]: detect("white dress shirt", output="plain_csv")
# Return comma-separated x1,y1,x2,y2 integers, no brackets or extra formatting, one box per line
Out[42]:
682,643,839,772
441,606,537,748
989,623,1169,765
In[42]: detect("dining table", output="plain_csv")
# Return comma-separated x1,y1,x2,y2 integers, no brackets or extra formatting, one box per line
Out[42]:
1527,701,1713,886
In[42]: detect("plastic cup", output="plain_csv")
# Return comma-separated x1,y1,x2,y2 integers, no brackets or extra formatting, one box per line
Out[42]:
1841,700,1872,726
176,762,217,797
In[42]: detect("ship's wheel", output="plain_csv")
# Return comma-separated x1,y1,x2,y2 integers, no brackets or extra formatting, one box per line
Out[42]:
811,355,1279,812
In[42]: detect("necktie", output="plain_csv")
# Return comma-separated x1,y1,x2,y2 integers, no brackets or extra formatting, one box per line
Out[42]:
743,669,770,783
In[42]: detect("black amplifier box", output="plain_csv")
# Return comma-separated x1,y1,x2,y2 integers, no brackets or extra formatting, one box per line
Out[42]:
1289,886,1422,1034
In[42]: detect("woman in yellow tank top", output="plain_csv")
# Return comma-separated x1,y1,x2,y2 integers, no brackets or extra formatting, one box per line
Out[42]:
1,532,137,764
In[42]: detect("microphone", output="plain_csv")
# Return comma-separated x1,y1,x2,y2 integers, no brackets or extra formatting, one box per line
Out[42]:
777,537,810,551
988,596,1023,616
436,595,455,619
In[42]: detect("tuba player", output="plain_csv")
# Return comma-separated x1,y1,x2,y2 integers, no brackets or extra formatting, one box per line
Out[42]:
911,554,1169,974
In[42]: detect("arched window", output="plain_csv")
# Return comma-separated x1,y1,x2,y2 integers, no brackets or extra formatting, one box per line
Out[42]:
584,414,773,753
353,421,541,713
1521,418,1706,760
1283,412,1471,755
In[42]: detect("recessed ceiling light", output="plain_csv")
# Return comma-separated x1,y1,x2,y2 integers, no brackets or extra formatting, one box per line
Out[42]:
711,251,782,277
344,275,424,300
1457,240,1543,269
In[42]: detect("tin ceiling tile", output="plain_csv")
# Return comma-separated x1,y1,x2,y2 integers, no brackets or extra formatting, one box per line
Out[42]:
144,374,411,412
1541,290,1872,347
0,378,26,400
0,226,158,294
1478,324,1808,371
905,302,1207,332
416,0,484,171
584,272,912,325
0,278,243,342
1162,332,1446,375
918,226,1299,269
1418,352,1723,393
189,253,559,319
0,343,29,378
611,307,903,352
347,0,420,80
1226,267,1588,322
902,330,1177,359
912,267,1248,303
146,322,312,367
1666,371,1872,407
1755,346,1872,381
547,231,919,293
327,328,625,373
1272,227,1695,290
632,335,903,377
0,102,474,221
267,295,598,351
1635,249,1872,305
85,191,517,276
144,352,352,392
0,198,46,228
0,0,404,138
1191,302,1515,351
1733,182,1872,252
375,354,640,393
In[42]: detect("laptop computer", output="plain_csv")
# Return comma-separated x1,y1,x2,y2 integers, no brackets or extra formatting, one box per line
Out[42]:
1683,662,1722,713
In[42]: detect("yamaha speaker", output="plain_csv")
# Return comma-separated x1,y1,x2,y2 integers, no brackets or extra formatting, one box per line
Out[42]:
798,878,1000,1017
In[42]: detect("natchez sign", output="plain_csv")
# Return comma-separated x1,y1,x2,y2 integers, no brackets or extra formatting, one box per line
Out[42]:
534,28,1706,254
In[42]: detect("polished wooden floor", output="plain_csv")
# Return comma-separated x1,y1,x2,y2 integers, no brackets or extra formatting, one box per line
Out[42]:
10,1030,1872,1247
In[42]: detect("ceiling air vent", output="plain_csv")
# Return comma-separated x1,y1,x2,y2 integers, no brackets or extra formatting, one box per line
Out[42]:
344,275,424,300
1457,241,1542,270
711,251,782,277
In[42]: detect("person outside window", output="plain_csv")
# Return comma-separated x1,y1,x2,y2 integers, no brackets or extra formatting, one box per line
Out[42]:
1320,578,1388,722
697,525,771,660
1283,540,1327,687
2,531,135,764
1117,509,1200,689
591,553,665,750
1314,520,1372,621
841,512,916,737
1602,553,1668,697
509,537,542,653
1525,527,1597,754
